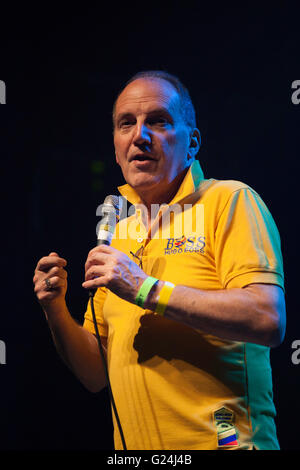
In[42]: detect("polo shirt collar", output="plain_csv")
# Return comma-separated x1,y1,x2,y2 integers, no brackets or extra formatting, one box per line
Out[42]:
117,159,204,206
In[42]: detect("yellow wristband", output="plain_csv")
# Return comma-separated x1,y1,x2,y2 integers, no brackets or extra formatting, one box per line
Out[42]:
155,281,175,316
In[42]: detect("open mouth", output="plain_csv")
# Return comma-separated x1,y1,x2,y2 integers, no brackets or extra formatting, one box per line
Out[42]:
130,154,156,162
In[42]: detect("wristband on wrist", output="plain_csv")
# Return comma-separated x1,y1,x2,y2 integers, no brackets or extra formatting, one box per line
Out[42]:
155,281,175,316
135,276,159,308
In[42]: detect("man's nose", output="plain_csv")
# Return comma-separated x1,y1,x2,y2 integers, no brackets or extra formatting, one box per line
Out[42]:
133,123,151,146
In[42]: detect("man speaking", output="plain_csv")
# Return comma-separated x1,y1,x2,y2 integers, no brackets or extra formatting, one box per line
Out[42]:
33,71,286,450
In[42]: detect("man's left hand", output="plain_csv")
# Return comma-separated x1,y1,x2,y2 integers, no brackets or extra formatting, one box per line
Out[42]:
82,244,148,304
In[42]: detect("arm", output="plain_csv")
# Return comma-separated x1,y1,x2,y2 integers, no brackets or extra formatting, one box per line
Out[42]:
82,245,286,348
34,252,107,393
144,281,286,347
45,302,108,393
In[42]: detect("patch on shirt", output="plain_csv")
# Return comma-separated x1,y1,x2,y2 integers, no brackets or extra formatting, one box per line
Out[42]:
213,407,239,448
164,236,206,255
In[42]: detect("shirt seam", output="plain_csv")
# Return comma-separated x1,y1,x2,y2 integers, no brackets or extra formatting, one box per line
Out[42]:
214,186,256,235
224,268,284,289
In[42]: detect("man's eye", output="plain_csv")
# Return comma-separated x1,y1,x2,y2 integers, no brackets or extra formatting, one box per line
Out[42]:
149,118,168,125
120,121,133,128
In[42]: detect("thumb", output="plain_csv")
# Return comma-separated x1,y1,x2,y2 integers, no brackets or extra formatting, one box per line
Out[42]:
49,252,59,257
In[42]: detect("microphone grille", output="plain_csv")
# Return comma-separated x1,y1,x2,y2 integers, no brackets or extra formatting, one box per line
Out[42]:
103,195,124,221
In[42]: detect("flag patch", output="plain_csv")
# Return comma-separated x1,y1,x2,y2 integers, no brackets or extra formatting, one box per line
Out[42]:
217,423,239,447
213,407,239,448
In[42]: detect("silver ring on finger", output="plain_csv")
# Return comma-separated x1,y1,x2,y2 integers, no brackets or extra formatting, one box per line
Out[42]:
45,278,53,291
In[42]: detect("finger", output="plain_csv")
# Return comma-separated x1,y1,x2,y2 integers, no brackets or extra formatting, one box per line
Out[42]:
34,276,65,294
36,256,67,272
84,265,106,282
85,251,112,272
33,267,67,285
44,276,65,290
82,276,108,289
88,244,114,256
35,279,66,302
48,265,68,279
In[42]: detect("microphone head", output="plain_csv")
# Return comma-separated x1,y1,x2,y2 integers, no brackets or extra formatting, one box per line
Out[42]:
103,195,123,222
96,195,124,245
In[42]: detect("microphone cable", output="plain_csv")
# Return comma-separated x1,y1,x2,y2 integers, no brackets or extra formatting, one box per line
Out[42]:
89,289,127,450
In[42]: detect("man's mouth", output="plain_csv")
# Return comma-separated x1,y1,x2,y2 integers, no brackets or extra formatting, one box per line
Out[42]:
129,154,156,162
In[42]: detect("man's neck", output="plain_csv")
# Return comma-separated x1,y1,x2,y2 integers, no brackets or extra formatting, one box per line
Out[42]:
137,168,189,230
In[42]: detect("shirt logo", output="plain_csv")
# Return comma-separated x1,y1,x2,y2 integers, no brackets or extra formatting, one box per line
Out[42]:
213,406,239,448
164,235,206,255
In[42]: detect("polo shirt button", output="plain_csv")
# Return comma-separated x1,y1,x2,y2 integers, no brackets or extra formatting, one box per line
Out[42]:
137,237,143,243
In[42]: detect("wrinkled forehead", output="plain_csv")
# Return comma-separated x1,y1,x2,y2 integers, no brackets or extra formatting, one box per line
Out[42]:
114,78,181,118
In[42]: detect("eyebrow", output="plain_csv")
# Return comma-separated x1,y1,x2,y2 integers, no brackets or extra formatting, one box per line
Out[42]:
116,107,174,125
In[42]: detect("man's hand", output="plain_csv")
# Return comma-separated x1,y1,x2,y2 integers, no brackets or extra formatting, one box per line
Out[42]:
82,245,148,304
33,252,68,311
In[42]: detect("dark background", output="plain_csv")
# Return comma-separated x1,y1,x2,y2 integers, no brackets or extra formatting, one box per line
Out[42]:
0,2,299,451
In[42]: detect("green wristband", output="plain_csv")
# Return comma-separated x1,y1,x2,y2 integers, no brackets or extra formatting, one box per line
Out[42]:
135,276,158,308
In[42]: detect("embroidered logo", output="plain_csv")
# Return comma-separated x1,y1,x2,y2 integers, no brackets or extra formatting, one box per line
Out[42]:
213,407,239,448
164,236,206,255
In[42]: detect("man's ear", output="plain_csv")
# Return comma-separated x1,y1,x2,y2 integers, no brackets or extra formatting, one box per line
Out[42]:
188,128,201,159
115,152,120,165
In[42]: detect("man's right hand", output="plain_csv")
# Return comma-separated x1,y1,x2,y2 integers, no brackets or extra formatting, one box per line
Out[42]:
33,252,68,311
33,251,107,393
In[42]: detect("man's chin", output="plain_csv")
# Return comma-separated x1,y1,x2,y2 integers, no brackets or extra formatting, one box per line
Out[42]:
127,174,160,191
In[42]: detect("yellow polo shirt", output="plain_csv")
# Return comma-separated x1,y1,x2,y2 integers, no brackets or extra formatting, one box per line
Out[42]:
83,160,284,450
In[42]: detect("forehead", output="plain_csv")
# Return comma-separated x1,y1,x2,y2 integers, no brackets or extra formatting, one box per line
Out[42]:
114,78,180,117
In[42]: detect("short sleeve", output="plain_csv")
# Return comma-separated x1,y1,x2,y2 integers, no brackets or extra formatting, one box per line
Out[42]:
215,187,284,291
83,286,109,338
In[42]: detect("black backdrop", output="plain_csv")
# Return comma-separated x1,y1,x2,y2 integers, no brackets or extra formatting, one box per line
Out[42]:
0,2,299,451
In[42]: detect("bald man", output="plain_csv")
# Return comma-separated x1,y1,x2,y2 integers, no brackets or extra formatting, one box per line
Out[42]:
34,71,285,450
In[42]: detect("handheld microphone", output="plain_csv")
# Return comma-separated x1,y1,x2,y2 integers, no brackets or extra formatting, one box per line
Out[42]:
96,194,123,246
89,195,123,298
89,194,127,450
